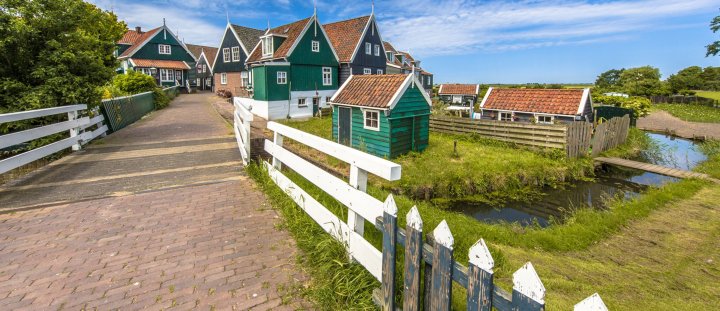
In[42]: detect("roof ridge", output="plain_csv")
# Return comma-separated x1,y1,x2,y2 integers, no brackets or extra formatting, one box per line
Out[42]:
323,15,370,26
230,24,264,32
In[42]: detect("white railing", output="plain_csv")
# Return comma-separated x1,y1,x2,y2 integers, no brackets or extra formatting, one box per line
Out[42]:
0,105,107,174
263,121,401,280
233,98,253,165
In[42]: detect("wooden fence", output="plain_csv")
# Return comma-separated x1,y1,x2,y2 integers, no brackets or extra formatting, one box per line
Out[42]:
591,115,631,157
233,98,253,165
261,121,608,310
0,105,107,174
101,86,179,133
646,95,719,106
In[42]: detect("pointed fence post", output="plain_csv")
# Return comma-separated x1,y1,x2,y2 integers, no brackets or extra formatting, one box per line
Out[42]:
512,262,545,311
467,239,494,311
574,293,608,311
381,195,398,310
403,206,423,311
430,220,454,311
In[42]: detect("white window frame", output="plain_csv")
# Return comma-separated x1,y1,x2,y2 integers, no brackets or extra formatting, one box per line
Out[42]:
160,69,174,82
231,46,240,62
202,64,207,73
499,112,513,122
363,68,372,75
262,36,273,57
377,69,383,74
452,95,463,104
298,97,307,107
536,115,554,124
175,70,183,82
363,109,380,131
365,42,372,55
277,71,287,84
159,44,171,55
241,71,249,87
220,72,227,85
311,40,320,52
223,48,230,62
139,68,152,76
322,67,332,86
374,44,380,56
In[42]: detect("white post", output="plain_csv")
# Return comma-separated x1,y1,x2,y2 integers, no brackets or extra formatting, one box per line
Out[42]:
243,118,251,162
272,132,284,170
348,164,368,238
67,110,81,151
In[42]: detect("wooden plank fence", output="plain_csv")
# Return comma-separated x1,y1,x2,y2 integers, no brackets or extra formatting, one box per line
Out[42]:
566,122,593,158
591,115,630,157
261,121,608,310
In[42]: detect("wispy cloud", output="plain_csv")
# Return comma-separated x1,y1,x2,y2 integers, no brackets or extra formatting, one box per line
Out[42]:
376,0,718,57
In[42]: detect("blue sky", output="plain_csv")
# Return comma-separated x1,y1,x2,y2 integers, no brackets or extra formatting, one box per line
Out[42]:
90,0,720,84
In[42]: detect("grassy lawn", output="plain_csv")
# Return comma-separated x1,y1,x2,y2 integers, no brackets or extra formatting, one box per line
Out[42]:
253,117,720,309
696,90,720,101
651,103,720,123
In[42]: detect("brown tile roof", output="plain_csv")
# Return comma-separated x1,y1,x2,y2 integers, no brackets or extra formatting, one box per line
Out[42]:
383,41,402,67
332,74,411,108
439,84,478,95
324,16,370,63
420,70,432,75
185,44,218,65
119,27,161,58
482,88,587,116
247,18,311,63
130,59,190,70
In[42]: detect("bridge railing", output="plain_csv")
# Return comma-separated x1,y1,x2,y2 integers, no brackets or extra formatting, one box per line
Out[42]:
0,105,107,175
233,98,253,165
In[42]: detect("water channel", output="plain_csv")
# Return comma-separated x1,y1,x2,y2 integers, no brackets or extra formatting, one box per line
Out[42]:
456,133,708,227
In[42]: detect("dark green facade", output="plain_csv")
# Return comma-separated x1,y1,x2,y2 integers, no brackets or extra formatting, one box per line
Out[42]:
332,86,430,158
121,28,196,87
251,65,290,101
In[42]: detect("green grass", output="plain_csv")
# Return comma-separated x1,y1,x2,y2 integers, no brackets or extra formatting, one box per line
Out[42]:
696,90,720,101
651,103,720,123
599,127,652,158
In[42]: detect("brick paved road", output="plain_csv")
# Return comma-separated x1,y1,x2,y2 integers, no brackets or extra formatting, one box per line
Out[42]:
0,93,311,310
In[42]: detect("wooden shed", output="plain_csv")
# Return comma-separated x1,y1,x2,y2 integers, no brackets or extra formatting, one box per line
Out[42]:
330,74,431,158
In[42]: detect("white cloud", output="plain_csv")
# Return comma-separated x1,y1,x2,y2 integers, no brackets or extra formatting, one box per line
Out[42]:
377,0,718,57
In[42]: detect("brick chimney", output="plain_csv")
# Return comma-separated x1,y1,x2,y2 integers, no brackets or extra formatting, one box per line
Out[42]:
135,26,142,33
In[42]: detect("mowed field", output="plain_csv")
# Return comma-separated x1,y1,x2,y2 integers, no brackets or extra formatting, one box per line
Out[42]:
696,90,720,101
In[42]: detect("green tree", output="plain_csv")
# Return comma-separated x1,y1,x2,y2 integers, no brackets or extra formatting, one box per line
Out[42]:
0,0,125,125
707,11,720,57
618,66,666,96
595,68,625,90
667,66,705,93
112,70,157,94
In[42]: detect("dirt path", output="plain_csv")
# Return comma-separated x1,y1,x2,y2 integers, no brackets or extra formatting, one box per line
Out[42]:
638,110,720,140
497,184,720,310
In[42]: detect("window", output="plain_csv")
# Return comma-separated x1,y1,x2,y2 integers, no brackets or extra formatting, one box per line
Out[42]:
363,68,372,75
175,70,183,82
311,40,320,52
262,37,273,57
377,69,383,74
364,110,379,130
374,44,380,56
197,64,202,74
159,44,171,54
220,73,227,85
231,47,240,62
139,68,152,75
298,98,307,107
386,51,393,61
537,115,553,124
241,71,249,86
160,69,174,82
325,96,331,104
322,67,332,86
365,42,371,55
277,71,287,84
202,64,207,73
499,112,513,121
223,48,230,62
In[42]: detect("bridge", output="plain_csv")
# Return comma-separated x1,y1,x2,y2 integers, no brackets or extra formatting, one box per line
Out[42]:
0,93,309,310
595,156,720,183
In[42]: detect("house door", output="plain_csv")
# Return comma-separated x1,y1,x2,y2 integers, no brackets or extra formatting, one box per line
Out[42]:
312,97,320,116
338,107,351,146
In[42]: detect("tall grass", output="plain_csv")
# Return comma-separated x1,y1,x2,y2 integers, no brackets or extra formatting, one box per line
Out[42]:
651,103,720,123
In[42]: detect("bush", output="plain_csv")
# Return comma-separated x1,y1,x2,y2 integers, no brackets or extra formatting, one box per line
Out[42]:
100,84,128,99
216,89,232,98
113,70,156,94
152,88,170,110
594,95,651,118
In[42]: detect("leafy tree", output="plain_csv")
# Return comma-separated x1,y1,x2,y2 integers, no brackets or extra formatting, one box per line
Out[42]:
595,68,625,90
618,66,667,96
667,66,705,93
594,95,651,118
707,11,720,57
0,0,126,131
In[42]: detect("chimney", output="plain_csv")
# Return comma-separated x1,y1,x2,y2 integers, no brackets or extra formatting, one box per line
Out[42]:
135,26,142,33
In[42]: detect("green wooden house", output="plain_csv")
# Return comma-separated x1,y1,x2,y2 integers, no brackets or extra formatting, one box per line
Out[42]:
241,13,340,120
116,22,196,87
330,74,431,158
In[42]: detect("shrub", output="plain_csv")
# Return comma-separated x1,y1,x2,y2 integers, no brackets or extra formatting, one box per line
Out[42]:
594,95,651,118
152,88,170,110
113,70,156,94
216,89,232,98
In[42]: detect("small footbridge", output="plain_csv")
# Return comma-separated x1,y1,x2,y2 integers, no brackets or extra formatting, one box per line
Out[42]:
595,157,719,183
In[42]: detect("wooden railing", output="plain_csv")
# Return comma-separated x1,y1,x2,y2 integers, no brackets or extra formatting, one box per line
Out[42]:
233,98,253,165
0,105,107,174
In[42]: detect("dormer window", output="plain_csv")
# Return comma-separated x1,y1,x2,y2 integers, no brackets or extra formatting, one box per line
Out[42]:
261,36,273,57
386,51,392,60
311,40,319,52
159,44,171,55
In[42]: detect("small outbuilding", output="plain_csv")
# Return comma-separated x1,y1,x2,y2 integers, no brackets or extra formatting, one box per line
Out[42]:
330,74,431,158
477,87,593,124
438,84,480,106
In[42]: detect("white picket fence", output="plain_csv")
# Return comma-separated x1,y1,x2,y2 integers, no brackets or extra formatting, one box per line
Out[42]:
0,105,107,175
233,98,253,165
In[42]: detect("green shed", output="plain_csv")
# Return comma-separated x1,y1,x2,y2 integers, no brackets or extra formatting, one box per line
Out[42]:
330,74,431,158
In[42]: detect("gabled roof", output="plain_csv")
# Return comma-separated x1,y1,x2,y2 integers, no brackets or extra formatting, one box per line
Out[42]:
185,44,217,61
247,18,311,63
383,41,403,67
438,84,479,95
324,15,370,63
201,47,218,68
330,74,431,110
230,24,265,55
129,59,191,70
480,88,590,116
118,27,161,58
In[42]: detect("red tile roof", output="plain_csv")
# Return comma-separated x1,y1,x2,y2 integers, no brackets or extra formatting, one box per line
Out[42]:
332,74,413,108
247,18,311,63
482,88,587,116
130,59,190,70
324,16,370,63
383,41,403,67
186,44,218,65
119,27,161,58
439,84,478,95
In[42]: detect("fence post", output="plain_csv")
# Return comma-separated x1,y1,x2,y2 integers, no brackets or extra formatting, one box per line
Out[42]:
512,262,545,311
423,233,434,310
467,238,494,311
430,220,454,311
67,110,81,151
574,293,608,311
381,195,398,310
403,206,423,311
272,132,283,170
348,164,367,238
